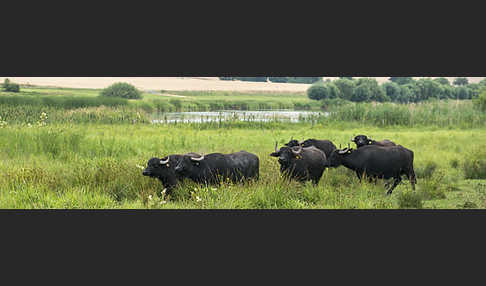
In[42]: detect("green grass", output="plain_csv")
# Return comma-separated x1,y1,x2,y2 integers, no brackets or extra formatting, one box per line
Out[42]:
1,123,485,209
1,86,485,209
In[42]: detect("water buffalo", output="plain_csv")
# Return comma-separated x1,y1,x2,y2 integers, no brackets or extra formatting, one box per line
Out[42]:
352,135,396,148
327,144,416,194
285,138,337,159
174,151,260,185
270,143,327,185
142,154,187,194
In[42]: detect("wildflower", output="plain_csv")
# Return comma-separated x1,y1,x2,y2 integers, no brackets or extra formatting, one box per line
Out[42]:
148,195,153,200
136,164,145,170
196,196,202,202
160,200,167,205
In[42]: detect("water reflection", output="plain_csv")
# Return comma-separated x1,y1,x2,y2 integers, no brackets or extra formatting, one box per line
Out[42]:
151,110,328,124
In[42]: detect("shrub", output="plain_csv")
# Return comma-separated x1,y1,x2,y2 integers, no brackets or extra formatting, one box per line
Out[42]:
397,191,423,209
307,84,327,100
416,161,437,179
3,78,20,92
450,159,459,169
99,82,142,99
169,99,182,111
307,83,339,101
419,172,447,200
461,201,478,209
463,146,486,179
473,90,486,111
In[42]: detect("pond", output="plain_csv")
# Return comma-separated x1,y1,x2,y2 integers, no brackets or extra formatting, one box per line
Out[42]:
151,110,328,124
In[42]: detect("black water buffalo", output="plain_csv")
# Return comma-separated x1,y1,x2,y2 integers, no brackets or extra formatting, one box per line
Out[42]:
285,138,337,159
270,143,327,185
142,154,187,194
174,151,259,185
327,145,416,194
352,135,396,148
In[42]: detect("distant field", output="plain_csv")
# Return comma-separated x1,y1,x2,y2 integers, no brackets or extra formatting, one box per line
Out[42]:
1,77,484,92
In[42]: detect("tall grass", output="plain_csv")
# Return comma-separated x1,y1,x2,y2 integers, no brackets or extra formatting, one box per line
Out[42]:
0,94,128,108
1,124,485,209
325,100,486,128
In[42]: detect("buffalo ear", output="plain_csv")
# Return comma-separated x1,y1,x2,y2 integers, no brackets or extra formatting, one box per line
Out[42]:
270,152,279,157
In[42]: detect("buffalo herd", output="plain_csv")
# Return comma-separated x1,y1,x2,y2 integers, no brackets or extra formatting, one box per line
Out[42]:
143,134,416,196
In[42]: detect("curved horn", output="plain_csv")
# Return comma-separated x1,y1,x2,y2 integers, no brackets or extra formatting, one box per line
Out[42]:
275,141,278,152
339,144,342,150
160,157,170,164
291,146,303,155
190,154,205,161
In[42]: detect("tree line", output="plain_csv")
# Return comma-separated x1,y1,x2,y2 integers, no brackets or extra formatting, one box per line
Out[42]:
307,77,486,103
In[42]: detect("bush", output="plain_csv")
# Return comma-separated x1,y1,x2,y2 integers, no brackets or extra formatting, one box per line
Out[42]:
99,82,142,99
416,161,437,179
463,146,486,179
307,84,327,100
419,172,447,200
3,78,20,92
397,190,423,209
473,90,486,111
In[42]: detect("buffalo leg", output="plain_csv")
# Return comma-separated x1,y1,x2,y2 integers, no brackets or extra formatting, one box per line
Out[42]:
409,170,417,191
386,176,402,195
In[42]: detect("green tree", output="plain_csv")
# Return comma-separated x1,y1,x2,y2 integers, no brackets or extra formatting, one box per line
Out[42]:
339,77,353,80
473,89,486,111
353,78,388,102
466,83,483,98
3,78,20,92
454,86,471,99
389,77,415,85
400,83,419,103
415,78,443,101
326,83,340,99
351,84,371,102
434,77,450,85
453,77,469,86
397,85,413,103
382,82,401,102
307,82,339,100
307,84,327,100
333,78,355,100
100,82,143,99
441,85,455,99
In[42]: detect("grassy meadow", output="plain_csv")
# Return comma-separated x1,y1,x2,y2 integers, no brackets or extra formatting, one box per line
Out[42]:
1,86,485,209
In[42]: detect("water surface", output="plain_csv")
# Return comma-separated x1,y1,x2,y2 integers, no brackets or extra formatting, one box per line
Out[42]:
151,110,328,123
